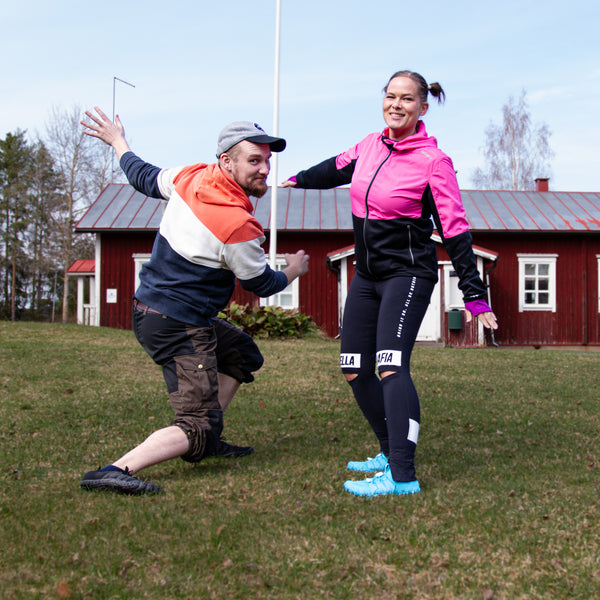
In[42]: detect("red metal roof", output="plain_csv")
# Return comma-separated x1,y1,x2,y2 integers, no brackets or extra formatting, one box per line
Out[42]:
67,259,95,274
461,190,600,231
76,184,600,233
326,244,355,260
76,184,164,232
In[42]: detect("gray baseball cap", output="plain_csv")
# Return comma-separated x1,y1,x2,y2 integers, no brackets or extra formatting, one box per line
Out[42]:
216,121,286,157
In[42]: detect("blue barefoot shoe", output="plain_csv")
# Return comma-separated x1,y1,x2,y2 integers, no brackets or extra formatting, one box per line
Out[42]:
347,452,388,472
344,466,420,497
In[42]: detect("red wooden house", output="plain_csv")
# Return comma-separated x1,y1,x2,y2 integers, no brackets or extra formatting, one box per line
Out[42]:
74,179,600,347
465,179,600,346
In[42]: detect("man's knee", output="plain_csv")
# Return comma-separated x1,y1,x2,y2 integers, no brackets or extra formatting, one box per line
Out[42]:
174,409,223,463
344,372,358,382
213,319,263,383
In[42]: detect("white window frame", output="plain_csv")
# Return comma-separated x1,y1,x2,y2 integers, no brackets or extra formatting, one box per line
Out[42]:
260,255,299,309
132,253,152,292
442,256,487,311
442,263,464,310
517,254,558,312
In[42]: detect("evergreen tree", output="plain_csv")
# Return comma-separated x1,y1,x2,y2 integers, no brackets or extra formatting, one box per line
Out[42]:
27,141,64,318
0,130,34,320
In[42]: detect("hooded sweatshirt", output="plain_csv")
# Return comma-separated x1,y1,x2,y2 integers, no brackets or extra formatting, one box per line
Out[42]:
294,122,486,302
120,152,287,326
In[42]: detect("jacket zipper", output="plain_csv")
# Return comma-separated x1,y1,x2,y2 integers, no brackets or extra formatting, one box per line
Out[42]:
362,148,392,274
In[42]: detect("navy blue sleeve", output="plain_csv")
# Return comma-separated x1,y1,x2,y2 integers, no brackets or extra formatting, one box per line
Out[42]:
422,184,486,302
119,151,162,198
238,267,288,297
295,156,355,189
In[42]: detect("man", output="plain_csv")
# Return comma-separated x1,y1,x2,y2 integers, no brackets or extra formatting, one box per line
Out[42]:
79,108,309,495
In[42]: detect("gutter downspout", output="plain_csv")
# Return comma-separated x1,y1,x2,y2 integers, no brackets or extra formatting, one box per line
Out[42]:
484,258,499,347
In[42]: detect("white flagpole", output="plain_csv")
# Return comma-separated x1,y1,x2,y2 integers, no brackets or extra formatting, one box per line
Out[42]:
269,0,281,272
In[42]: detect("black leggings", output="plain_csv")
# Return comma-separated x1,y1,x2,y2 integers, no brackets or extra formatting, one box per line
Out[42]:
340,274,434,482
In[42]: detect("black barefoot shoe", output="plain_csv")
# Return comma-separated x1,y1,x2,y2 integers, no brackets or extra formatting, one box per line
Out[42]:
80,467,162,495
208,438,254,458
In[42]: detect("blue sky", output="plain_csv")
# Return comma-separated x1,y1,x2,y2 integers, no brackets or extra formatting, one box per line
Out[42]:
2,0,598,191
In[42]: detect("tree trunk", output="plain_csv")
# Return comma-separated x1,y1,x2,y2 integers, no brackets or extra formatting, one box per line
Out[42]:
11,256,16,321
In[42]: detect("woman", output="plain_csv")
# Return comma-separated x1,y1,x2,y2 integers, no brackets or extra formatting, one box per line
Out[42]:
282,70,498,497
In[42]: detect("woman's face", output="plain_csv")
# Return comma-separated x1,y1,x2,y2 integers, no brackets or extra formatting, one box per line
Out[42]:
382,76,429,141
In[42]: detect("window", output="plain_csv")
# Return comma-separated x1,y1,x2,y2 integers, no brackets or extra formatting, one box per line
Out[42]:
132,253,151,291
260,256,299,309
442,264,463,310
517,254,557,312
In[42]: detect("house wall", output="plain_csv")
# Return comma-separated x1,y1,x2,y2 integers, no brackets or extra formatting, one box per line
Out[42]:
231,231,354,337
100,232,154,329
331,245,485,347
471,232,600,346
436,247,488,348
99,230,355,336
96,229,600,347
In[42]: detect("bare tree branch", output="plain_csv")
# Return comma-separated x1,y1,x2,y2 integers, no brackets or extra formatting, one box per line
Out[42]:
472,90,554,190
41,105,111,323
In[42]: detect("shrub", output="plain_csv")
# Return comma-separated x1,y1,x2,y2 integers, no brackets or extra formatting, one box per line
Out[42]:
218,302,318,339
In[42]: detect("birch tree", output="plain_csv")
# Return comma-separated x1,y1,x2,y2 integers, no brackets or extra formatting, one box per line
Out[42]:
41,105,109,323
472,90,554,190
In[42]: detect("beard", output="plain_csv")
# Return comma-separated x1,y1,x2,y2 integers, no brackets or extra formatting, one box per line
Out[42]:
242,178,268,198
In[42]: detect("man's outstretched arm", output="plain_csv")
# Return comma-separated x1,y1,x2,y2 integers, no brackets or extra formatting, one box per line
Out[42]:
82,107,163,198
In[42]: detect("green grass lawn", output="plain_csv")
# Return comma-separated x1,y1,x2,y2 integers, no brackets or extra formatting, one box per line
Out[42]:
1,322,599,599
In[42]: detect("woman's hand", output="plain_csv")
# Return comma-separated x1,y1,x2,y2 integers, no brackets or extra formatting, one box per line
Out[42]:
466,309,498,330
280,177,297,188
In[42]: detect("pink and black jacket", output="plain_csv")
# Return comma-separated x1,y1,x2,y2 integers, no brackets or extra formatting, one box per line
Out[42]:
294,122,487,303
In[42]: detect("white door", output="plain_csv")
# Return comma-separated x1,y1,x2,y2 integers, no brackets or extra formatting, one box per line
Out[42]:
416,280,441,342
